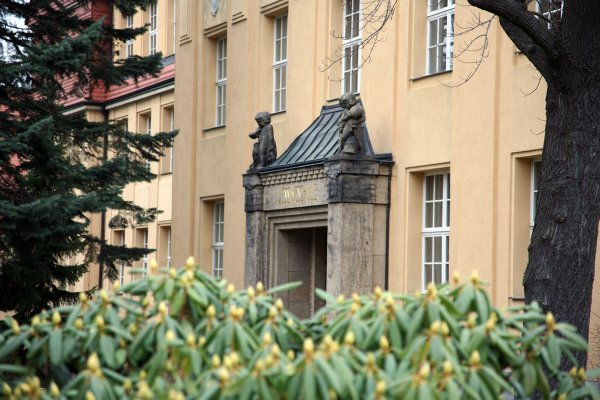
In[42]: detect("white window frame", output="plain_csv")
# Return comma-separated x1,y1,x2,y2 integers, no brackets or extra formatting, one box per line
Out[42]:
166,227,172,270
126,14,134,58
215,38,227,127
342,0,361,94
422,171,450,290
149,1,158,55
426,0,454,75
212,202,224,279
145,115,152,171
141,229,149,278
535,0,563,28
530,159,541,236
273,15,288,112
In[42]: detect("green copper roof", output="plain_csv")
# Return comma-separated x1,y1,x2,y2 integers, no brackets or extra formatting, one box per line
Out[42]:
264,103,374,171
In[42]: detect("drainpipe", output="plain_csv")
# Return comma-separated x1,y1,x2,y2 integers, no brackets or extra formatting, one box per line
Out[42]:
384,164,392,291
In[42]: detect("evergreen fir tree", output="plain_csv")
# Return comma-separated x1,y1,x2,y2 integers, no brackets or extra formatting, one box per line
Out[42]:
0,0,174,321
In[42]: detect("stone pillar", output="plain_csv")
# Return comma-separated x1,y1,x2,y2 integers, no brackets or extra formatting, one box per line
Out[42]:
325,157,390,296
243,173,265,287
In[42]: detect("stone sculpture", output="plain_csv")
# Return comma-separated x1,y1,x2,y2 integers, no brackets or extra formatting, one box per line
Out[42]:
249,111,277,169
337,92,366,155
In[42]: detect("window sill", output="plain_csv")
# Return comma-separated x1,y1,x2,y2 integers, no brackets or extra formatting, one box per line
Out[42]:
203,125,226,133
271,110,286,117
326,92,361,104
160,171,173,176
410,70,452,82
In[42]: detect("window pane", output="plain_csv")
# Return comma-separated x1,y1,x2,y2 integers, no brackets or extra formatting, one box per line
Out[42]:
434,236,442,262
434,264,441,284
425,175,434,200
281,65,287,87
275,40,281,62
352,13,359,38
434,201,442,227
425,264,432,285
352,45,359,68
282,37,287,60
281,88,286,110
425,203,433,228
425,237,432,262
345,15,352,40
275,68,281,89
434,174,443,200
429,20,438,47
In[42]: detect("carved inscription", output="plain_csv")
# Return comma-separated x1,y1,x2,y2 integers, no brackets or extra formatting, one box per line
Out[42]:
279,184,318,206
263,179,328,210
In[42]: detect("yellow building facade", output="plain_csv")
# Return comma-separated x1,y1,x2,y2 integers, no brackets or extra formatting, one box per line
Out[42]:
67,0,176,292
169,0,600,338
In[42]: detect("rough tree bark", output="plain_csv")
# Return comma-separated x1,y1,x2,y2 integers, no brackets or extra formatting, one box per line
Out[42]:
467,0,600,366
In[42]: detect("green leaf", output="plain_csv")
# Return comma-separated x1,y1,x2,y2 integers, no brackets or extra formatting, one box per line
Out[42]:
522,362,537,395
267,281,303,294
315,358,342,393
0,334,26,361
546,333,561,369
0,364,30,374
558,325,589,351
100,334,116,369
475,290,489,322
315,288,336,304
49,329,63,365
303,366,317,400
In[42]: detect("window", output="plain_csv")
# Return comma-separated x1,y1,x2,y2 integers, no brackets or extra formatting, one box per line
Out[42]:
161,108,175,174
136,228,149,278
530,160,541,235
166,228,172,270
273,15,288,112
422,172,450,289
159,226,172,270
144,114,152,171
215,38,227,126
342,0,361,93
536,0,563,28
149,1,158,55
125,14,134,58
427,0,454,74
212,202,224,279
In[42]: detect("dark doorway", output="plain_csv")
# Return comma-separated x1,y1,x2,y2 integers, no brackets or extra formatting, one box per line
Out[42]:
276,227,327,318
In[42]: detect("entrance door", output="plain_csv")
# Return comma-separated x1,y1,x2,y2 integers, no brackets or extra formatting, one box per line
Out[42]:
276,227,327,318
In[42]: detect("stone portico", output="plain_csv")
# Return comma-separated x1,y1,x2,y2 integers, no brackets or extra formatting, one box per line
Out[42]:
243,103,393,317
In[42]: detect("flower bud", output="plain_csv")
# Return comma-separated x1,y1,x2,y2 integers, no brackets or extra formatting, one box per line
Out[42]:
185,256,195,271
469,350,481,367
11,319,19,335
470,270,480,285
50,382,60,398
344,331,355,346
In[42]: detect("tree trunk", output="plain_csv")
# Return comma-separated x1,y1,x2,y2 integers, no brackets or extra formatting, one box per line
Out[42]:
524,77,600,366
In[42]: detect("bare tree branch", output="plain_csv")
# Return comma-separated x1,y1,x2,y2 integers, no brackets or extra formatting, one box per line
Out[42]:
467,0,558,60
499,17,552,78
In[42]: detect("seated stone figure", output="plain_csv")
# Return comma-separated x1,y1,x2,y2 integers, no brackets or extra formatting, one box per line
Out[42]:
337,92,366,155
249,111,277,168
